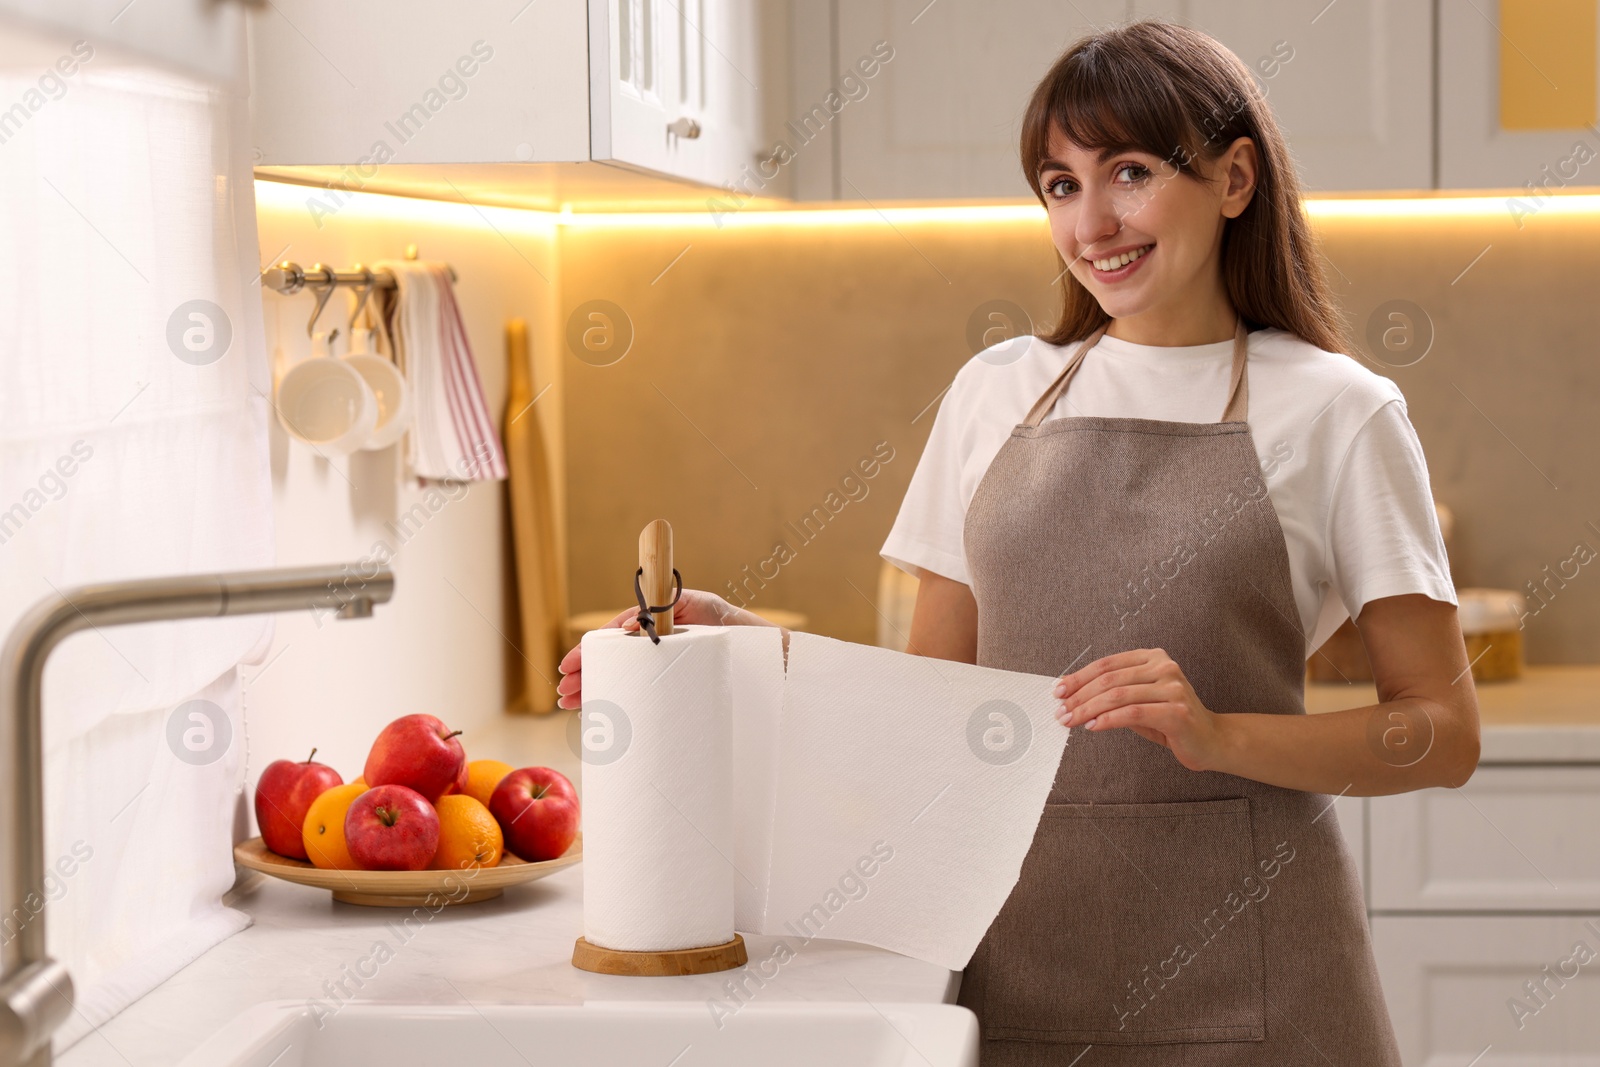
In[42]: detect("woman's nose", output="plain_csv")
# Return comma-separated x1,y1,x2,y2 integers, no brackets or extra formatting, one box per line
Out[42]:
1072,187,1123,251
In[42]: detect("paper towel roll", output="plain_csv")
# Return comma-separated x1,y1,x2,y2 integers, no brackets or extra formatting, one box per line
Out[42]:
579,624,737,951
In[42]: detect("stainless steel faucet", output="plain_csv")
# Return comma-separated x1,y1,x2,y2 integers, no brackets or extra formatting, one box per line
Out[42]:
0,564,395,1066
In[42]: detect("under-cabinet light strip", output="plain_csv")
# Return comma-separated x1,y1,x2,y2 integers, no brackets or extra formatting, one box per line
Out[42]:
255,180,1600,229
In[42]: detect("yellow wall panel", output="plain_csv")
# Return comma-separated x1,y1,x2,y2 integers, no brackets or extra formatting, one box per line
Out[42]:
1500,0,1598,130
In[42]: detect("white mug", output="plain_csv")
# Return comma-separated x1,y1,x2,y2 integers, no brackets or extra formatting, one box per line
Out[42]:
274,330,378,455
343,327,411,451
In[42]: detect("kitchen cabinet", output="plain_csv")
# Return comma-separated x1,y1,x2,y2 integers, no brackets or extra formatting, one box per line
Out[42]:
1372,914,1600,1065
1370,765,1600,912
1308,674,1600,1062
1369,767,1600,1062
247,1,591,166
1439,0,1600,190
828,0,1127,202
1133,0,1433,192
592,0,771,189
1363,764,1600,1063
247,0,774,191
822,0,1431,201
241,0,1594,203
243,0,1599,203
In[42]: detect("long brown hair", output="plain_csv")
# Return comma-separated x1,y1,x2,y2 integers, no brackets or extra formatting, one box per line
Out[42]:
1020,18,1350,355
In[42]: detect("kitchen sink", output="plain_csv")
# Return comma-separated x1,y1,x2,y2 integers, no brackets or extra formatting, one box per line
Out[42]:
176,1000,980,1066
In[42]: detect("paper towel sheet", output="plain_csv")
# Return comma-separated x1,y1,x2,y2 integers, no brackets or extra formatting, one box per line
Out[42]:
754,632,1069,970
725,626,786,933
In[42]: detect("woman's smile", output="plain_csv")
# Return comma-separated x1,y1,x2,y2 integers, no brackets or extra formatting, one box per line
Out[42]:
1086,241,1154,281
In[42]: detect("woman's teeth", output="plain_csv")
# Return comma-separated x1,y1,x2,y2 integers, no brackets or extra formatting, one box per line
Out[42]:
1091,244,1152,271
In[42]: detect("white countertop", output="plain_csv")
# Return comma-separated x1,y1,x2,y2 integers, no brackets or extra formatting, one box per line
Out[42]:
1305,664,1600,762
55,862,958,1066
54,665,1600,1064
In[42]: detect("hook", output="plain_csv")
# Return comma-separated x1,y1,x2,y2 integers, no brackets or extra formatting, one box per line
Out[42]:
346,266,376,332
306,263,338,341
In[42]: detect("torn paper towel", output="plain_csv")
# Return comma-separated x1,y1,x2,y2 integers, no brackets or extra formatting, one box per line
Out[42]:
579,624,1069,970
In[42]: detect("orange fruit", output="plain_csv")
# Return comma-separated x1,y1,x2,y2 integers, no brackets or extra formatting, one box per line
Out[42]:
302,783,367,870
430,795,503,871
463,759,514,808
352,777,365,787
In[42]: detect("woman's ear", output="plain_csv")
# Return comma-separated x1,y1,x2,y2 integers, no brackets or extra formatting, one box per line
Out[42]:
1220,137,1259,218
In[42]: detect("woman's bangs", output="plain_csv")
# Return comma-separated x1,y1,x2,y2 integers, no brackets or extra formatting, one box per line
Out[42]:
1037,56,1195,174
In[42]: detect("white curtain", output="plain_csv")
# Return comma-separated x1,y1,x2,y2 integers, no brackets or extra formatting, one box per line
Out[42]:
0,20,273,1052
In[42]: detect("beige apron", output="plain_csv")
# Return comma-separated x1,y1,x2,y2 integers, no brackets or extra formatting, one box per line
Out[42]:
956,319,1402,1065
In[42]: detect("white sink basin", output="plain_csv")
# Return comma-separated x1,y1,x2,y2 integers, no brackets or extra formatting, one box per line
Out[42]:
177,1000,979,1066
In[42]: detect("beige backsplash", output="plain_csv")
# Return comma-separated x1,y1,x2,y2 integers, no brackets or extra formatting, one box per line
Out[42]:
559,205,1600,664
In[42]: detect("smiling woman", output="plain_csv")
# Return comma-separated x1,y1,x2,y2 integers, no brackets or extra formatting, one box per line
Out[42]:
1018,19,1345,355
876,17,1476,1067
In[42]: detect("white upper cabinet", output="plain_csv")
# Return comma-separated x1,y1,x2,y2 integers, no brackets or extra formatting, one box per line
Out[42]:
591,0,772,190
830,0,1128,202
822,0,1431,201
248,1,592,166
245,0,1589,200
1439,0,1600,190
248,0,772,190
1133,0,1433,192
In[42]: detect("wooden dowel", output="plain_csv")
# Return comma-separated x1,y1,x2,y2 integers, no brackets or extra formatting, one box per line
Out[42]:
639,520,674,637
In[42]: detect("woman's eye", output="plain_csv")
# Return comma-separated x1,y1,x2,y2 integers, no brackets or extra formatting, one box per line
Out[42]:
1045,176,1074,198
1114,163,1150,183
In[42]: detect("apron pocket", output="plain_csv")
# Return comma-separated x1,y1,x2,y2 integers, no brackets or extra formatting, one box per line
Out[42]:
981,797,1266,1045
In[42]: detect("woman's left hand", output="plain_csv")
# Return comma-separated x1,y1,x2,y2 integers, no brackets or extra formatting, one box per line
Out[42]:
1055,648,1226,772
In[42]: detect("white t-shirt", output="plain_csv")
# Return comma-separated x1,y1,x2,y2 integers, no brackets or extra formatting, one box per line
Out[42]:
879,327,1457,655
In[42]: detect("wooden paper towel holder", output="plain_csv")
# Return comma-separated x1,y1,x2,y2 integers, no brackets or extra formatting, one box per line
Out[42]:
570,518,749,976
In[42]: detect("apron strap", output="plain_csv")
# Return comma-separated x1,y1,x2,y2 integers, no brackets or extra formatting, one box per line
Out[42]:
1022,316,1251,428
1220,316,1249,423
1021,322,1109,428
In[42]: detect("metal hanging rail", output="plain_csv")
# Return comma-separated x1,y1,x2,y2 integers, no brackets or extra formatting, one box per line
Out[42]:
262,256,460,337
261,259,458,296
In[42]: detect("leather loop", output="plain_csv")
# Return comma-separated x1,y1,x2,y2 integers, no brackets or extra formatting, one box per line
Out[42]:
632,566,683,644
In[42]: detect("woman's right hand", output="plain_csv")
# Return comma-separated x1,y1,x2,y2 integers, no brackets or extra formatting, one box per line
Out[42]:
555,589,743,710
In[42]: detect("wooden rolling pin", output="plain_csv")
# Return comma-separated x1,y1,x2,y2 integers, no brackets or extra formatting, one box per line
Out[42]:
504,318,567,713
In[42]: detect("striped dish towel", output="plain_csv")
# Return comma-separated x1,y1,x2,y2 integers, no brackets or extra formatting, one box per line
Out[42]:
376,260,507,482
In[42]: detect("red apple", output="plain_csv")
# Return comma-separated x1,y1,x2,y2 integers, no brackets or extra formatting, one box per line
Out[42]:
255,748,343,860
490,767,579,862
344,784,439,871
439,757,470,798
363,714,466,803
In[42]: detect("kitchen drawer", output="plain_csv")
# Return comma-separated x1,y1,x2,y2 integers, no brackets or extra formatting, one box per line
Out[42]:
1371,766,1600,912
1373,914,1600,1067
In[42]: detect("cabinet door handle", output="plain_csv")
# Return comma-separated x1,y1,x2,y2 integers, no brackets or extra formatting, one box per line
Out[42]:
667,116,702,139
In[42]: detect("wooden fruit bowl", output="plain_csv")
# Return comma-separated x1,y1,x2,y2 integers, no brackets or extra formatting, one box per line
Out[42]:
233,832,582,907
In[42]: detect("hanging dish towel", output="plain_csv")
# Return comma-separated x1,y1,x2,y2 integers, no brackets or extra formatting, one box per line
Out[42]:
375,260,508,482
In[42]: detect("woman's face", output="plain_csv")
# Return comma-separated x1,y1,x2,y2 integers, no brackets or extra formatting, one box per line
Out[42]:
1037,126,1257,330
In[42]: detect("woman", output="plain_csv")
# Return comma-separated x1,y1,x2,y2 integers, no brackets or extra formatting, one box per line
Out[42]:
559,18,1478,1064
